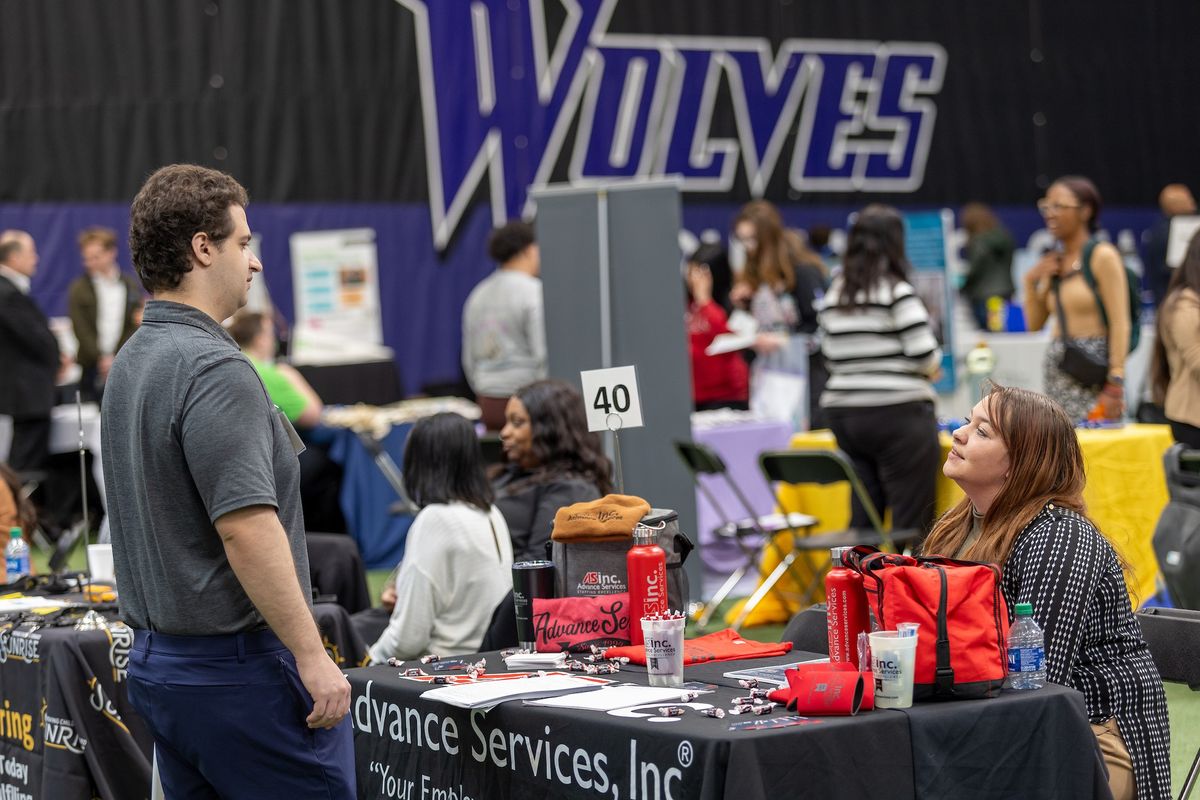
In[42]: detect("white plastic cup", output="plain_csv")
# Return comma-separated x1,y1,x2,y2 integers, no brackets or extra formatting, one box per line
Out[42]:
87,544,115,584
869,631,918,708
641,616,685,688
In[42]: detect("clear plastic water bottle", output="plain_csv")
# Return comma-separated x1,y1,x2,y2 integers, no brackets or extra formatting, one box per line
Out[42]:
1006,602,1046,690
5,527,30,582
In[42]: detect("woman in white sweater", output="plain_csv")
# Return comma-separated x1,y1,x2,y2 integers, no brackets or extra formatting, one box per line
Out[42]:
369,413,514,663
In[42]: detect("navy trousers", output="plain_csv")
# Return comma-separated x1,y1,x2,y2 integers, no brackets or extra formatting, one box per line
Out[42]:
128,628,355,799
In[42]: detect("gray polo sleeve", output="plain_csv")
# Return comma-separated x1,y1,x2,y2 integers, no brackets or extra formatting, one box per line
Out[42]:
180,356,282,523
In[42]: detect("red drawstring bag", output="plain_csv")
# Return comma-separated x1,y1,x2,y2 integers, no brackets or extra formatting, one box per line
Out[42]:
846,547,1009,700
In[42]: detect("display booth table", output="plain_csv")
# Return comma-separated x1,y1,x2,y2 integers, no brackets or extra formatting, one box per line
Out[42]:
349,651,1108,800
0,600,366,800
734,424,1172,626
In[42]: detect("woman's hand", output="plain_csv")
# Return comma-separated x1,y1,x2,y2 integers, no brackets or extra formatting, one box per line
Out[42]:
1025,252,1061,287
752,332,786,354
729,280,753,308
380,585,397,612
1098,383,1125,420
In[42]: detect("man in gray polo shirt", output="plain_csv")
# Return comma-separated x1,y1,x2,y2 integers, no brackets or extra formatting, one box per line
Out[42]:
101,164,353,797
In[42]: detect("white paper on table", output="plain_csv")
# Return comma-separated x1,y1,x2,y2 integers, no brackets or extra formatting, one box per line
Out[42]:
504,652,568,670
420,675,606,710
0,597,73,613
526,685,697,712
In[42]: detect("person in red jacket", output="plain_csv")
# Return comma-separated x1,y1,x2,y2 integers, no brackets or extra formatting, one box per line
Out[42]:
685,244,750,410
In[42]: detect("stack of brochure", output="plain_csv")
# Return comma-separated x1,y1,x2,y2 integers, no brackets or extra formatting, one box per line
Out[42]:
421,675,605,710
503,652,568,670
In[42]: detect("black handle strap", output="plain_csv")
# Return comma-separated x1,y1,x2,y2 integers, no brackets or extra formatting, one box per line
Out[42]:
933,565,955,695
1051,276,1072,343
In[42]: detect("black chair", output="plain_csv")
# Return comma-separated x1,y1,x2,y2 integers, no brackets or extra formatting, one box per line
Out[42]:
674,440,817,629
781,603,829,656
306,532,372,614
1137,607,1200,800
751,449,922,630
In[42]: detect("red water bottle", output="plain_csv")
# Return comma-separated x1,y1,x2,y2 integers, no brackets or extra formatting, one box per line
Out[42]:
626,526,668,647
825,547,869,665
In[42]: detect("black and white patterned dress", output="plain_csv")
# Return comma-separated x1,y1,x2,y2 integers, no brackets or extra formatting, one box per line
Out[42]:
1002,504,1171,799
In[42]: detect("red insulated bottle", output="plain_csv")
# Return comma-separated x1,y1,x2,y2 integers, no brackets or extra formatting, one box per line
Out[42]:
825,547,870,666
626,526,668,647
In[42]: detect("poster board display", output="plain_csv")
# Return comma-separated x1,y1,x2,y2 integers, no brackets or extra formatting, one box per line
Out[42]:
903,209,957,394
289,228,388,364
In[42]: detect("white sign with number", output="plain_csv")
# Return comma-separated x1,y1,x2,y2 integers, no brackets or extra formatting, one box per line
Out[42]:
580,366,644,432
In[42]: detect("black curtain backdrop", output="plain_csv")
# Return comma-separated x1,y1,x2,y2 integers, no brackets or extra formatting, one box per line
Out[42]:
0,0,1197,207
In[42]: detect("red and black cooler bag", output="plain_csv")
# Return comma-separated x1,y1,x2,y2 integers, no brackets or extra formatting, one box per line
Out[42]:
848,547,1009,700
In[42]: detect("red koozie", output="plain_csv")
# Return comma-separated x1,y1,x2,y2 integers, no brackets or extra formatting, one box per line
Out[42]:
626,526,668,646
825,546,870,665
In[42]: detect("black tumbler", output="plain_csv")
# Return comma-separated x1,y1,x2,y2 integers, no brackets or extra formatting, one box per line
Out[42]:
512,560,555,650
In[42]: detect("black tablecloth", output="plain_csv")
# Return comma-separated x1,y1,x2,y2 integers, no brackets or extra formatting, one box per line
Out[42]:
296,360,403,406
0,600,367,799
349,651,1110,800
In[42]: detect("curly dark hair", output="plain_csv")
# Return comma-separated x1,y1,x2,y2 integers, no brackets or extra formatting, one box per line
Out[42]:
510,379,613,495
487,220,536,264
129,164,249,293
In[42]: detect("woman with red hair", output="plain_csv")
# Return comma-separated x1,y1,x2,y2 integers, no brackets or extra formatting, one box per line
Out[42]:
926,385,1170,800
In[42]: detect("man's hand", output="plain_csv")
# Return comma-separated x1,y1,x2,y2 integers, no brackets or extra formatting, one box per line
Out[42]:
98,354,114,379
296,651,351,729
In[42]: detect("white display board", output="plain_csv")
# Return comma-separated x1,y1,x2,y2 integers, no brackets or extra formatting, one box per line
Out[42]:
1167,215,1200,268
289,228,388,364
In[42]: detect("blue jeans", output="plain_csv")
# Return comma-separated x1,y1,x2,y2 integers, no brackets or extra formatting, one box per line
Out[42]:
128,628,355,799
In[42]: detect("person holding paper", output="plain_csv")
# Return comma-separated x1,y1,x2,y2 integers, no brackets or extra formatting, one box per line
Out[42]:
926,385,1170,800
368,412,513,663
1151,230,1200,447
729,201,830,426
685,243,749,411
102,165,354,797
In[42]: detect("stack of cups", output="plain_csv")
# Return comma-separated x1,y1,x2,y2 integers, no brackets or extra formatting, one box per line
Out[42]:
641,612,686,687
869,626,919,709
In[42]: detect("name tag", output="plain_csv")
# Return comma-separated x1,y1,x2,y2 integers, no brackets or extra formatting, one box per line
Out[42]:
275,406,306,456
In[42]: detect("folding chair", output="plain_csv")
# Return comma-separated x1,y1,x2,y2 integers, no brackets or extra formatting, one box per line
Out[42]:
750,449,923,630
674,440,817,629
1137,607,1200,800
781,603,829,656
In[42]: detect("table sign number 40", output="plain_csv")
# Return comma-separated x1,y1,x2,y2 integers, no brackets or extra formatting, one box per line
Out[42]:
579,365,644,433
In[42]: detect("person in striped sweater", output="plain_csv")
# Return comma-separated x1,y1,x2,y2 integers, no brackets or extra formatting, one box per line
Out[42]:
817,205,942,537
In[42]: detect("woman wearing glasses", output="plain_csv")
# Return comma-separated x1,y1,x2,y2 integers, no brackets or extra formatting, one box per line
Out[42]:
1023,176,1132,422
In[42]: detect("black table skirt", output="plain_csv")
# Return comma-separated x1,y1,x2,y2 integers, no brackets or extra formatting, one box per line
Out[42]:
348,651,1110,800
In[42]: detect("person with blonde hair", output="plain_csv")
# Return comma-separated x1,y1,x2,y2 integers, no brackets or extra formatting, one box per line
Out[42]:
730,199,829,425
926,385,1170,799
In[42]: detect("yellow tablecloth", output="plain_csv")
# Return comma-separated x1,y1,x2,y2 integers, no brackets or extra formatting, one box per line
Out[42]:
730,423,1172,627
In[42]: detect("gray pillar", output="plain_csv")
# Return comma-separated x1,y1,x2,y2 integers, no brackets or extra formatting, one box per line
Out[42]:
532,180,700,601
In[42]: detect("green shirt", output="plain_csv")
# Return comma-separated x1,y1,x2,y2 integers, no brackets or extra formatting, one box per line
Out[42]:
247,356,308,424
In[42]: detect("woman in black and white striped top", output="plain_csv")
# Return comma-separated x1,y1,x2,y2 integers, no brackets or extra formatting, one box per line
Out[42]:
928,385,1171,800
817,204,942,535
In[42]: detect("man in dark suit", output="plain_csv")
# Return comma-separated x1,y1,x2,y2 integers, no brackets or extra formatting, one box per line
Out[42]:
67,227,142,401
0,231,60,471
